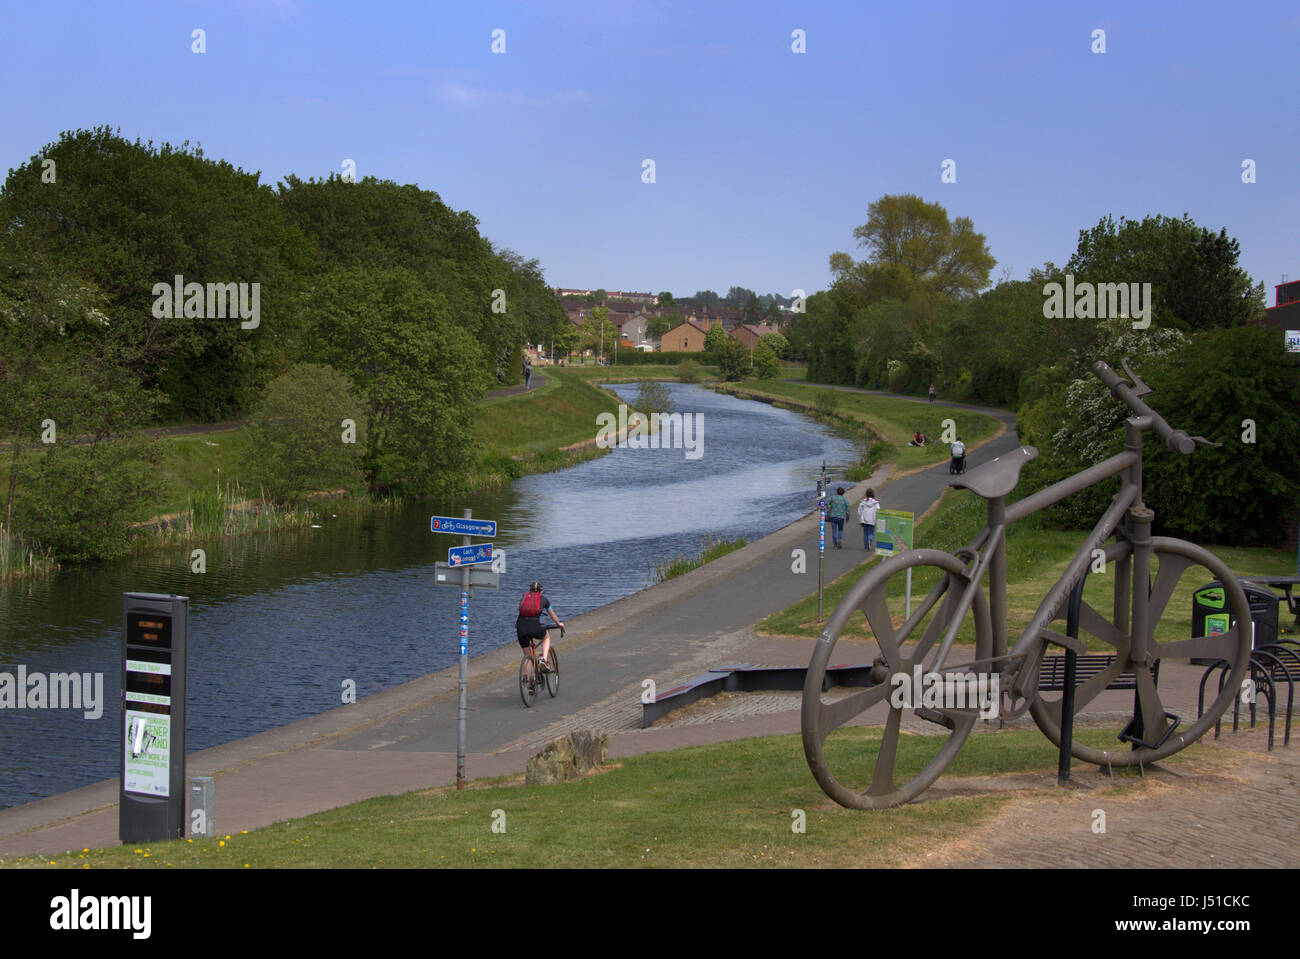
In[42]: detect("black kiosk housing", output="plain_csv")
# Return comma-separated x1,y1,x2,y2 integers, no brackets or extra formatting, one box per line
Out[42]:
119,592,188,843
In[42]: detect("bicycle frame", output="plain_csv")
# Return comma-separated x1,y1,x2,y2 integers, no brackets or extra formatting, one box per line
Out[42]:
927,417,1155,691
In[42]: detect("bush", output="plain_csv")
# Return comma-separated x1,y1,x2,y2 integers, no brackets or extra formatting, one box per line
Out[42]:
241,363,366,503
813,389,839,419
677,359,703,383
610,351,707,366
716,339,750,381
635,381,673,416
759,331,789,358
753,342,780,379
17,437,165,562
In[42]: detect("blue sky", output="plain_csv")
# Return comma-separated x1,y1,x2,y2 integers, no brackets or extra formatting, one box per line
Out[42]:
3,0,1297,301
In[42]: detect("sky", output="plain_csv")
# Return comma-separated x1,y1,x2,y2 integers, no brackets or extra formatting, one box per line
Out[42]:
2,0,1297,302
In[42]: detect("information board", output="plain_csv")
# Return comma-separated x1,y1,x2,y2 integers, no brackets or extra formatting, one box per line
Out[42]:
874,509,915,557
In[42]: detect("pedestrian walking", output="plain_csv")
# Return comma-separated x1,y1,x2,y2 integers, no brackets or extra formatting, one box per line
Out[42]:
523,359,533,389
827,486,851,549
928,383,936,402
858,488,881,551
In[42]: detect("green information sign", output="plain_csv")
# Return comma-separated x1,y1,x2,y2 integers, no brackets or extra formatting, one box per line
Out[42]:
875,509,915,557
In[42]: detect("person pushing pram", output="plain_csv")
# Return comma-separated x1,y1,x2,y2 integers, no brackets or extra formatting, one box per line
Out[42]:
949,436,966,474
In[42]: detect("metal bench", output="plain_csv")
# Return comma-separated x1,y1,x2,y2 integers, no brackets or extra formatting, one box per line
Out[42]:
1038,653,1160,692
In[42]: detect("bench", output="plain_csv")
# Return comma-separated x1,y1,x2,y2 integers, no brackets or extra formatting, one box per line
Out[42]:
1038,653,1160,692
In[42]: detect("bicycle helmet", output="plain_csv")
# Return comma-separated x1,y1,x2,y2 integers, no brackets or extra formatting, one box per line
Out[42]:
529,581,543,592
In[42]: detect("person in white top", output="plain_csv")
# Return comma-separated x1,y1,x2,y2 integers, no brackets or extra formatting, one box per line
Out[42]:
858,488,881,552
950,437,966,474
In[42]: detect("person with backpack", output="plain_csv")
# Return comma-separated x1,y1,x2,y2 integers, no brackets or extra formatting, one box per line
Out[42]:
950,436,966,474
516,581,564,670
826,486,851,549
858,488,881,551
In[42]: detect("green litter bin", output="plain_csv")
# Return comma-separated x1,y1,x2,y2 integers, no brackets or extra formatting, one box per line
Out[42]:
1190,580,1279,665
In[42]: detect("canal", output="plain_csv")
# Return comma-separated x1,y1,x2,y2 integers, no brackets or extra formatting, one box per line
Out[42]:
0,382,859,809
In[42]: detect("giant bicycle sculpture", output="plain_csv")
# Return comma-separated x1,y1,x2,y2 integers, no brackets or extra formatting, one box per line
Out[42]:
801,359,1254,808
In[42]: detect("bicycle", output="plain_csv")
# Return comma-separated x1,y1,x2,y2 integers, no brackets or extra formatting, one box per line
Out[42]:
801,358,1254,809
519,620,563,708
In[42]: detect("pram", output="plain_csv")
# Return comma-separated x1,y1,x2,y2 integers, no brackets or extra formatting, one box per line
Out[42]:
949,453,966,474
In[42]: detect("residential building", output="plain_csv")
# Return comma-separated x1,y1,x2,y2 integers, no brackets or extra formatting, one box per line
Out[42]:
660,319,710,352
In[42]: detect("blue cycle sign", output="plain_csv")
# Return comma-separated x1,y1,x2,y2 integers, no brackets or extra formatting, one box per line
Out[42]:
431,516,497,537
449,543,493,567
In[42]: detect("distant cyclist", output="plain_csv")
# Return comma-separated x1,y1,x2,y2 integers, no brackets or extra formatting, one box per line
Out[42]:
516,581,564,670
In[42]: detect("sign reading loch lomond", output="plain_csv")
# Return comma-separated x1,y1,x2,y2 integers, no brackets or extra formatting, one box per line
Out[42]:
431,516,497,537
448,543,493,567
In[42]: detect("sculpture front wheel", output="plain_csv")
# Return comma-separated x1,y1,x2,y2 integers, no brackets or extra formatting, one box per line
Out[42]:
802,549,994,809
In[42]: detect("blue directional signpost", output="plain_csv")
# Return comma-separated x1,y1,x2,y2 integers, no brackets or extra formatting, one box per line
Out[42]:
817,460,827,622
430,511,497,789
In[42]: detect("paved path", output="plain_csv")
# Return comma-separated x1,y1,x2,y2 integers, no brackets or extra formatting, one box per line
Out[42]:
13,387,1289,868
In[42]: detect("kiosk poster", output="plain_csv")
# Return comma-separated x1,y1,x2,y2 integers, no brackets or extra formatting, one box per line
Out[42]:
123,710,171,797
874,509,915,557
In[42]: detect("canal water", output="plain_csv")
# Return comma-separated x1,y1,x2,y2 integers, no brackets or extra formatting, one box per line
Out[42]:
0,383,859,809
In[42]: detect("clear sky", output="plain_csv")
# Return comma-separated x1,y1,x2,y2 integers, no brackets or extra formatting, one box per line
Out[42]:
3,0,1297,302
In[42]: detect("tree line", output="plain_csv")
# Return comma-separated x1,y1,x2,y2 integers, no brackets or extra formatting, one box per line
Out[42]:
783,194,1299,546
1,127,571,562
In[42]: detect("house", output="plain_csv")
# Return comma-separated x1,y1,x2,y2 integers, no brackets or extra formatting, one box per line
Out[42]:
1263,277,1300,352
660,319,710,352
618,312,650,345
729,323,778,350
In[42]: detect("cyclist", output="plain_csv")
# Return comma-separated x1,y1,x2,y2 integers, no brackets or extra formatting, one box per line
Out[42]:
516,581,564,673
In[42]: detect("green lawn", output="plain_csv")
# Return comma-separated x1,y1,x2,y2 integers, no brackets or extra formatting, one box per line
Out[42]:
718,380,1001,474
5,726,1198,870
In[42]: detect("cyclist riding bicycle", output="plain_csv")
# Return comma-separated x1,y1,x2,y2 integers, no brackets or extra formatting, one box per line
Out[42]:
516,581,564,670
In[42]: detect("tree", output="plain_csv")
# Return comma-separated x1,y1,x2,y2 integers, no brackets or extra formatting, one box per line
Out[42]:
703,323,728,354
552,320,580,361
657,291,676,307
759,331,788,358
694,290,721,309
716,339,750,381
1,127,313,420
838,194,995,299
725,286,758,308
241,363,366,503
646,313,680,343
0,245,164,560
581,306,616,359
306,268,487,493
752,341,780,379
1066,213,1265,331
593,288,608,304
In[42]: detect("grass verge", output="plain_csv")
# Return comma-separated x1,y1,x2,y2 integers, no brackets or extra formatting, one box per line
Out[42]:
4,726,1194,869
651,534,749,583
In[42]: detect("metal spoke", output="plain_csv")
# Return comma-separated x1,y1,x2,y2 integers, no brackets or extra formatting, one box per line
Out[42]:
1155,629,1243,662
1079,601,1129,652
862,589,901,667
866,706,902,796
1134,664,1169,743
1147,553,1193,629
818,683,889,734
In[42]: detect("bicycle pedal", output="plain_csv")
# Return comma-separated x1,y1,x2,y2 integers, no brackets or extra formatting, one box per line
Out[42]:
915,707,956,730
1118,712,1180,749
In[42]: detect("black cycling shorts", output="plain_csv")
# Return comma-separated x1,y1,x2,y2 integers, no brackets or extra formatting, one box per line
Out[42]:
516,616,547,647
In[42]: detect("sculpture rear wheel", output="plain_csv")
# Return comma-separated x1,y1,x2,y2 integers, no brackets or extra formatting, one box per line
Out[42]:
1028,537,1253,766
802,549,994,809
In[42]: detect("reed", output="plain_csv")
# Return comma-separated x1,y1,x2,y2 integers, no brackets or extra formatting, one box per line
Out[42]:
651,534,749,584
0,523,59,581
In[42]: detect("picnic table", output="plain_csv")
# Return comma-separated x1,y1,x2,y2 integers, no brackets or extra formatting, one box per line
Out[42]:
1243,576,1300,627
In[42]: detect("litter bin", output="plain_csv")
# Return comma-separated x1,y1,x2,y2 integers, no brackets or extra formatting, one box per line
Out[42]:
1190,579,1280,664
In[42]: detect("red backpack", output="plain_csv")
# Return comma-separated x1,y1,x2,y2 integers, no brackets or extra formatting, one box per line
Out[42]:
519,591,543,617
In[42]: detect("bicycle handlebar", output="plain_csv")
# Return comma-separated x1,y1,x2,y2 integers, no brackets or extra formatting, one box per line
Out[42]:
1092,360,1196,455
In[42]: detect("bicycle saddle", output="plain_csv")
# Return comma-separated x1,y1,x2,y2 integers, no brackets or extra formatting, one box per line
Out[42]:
949,445,1038,500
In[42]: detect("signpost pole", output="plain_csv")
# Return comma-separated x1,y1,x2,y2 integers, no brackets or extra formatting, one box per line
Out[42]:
817,460,826,622
457,508,470,790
